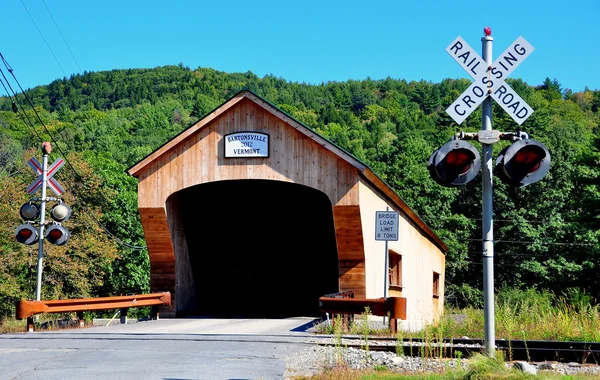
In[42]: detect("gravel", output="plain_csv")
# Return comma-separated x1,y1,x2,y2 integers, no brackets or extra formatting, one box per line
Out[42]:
284,344,600,379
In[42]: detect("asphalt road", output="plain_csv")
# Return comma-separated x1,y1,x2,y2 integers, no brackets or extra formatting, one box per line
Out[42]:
0,317,323,380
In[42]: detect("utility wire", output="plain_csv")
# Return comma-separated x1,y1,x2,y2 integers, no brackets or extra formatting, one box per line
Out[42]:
467,251,558,257
19,0,68,79
462,238,596,246
1,54,146,250
422,215,588,225
0,68,45,143
41,0,83,73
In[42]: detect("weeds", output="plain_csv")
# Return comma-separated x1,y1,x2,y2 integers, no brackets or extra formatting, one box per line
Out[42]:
359,307,371,364
436,287,600,342
0,317,25,334
333,314,344,365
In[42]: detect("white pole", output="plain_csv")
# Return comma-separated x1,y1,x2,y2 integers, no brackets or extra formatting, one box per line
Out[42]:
481,32,496,357
35,143,51,301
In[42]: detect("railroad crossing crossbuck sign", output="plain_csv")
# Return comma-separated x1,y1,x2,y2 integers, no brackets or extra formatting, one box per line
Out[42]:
446,35,534,125
26,157,65,196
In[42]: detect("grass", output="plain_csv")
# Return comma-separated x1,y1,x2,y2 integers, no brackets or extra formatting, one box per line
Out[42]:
0,317,26,334
313,288,600,343
439,288,600,342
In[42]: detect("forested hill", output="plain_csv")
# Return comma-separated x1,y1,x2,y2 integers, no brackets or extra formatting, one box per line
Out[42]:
0,65,598,316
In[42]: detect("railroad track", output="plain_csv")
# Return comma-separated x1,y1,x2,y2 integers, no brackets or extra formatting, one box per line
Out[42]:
318,336,600,364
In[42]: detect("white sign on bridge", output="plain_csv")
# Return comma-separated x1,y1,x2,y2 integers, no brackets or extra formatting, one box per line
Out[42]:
445,35,534,125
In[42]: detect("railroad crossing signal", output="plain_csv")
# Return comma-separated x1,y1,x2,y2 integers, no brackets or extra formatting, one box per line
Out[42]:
495,138,551,187
17,142,71,302
445,35,534,125
26,157,65,196
15,223,39,245
428,139,481,187
431,28,551,359
15,200,71,246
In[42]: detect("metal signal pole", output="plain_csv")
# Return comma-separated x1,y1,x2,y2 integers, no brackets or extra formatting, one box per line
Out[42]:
35,142,51,301
481,33,496,357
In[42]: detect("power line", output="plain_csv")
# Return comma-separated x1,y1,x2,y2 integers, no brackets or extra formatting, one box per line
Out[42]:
462,238,597,246
467,251,555,257
0,67,45,143
41,0,83,73
422,215,588,225
1,54,146,250
19,0,68,79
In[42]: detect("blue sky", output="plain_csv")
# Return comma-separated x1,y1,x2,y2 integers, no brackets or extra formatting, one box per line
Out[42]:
1,0,598,93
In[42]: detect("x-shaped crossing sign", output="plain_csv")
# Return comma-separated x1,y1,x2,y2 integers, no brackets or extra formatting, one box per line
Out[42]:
445,35,534,125
26,157,65,196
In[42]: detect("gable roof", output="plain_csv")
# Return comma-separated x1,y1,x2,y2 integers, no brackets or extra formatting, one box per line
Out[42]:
127,90,367,177
126,89,447,252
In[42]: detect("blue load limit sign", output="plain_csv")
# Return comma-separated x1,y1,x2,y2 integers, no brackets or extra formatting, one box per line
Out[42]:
375,211,399,241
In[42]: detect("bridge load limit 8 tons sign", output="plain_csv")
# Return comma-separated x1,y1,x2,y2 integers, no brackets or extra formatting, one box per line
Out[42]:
445,33,534,125
375,211,399,241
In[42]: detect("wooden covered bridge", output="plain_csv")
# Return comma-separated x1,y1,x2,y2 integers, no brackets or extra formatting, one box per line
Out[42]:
127,90,447,328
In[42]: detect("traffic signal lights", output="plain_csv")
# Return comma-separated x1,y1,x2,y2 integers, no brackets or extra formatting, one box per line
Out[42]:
428,140,481,187
495,138,551,187
45,223,70,245
16,223,39,245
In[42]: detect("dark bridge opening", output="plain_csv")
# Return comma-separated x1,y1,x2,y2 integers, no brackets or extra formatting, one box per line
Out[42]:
178,180,339,318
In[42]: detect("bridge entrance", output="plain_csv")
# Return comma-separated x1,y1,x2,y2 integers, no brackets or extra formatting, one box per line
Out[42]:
174,179,339,317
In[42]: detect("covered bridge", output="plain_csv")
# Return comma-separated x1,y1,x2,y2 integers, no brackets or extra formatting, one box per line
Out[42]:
127,90,447,328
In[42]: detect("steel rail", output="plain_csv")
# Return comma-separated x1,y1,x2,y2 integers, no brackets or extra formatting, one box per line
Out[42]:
317,336,600,364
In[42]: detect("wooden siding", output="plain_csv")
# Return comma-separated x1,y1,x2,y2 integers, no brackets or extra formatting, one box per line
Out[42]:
150,260,176,317
136,98,359,209
138,207,175,262
334,205,366,297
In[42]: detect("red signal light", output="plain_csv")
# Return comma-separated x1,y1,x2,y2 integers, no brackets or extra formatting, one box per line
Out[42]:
18,228,33,240
48,228,63,241
15,223,39,245
512,146,543,173
428,140,481,187
444,150,472,174
495,139,551,187
45,224,70,245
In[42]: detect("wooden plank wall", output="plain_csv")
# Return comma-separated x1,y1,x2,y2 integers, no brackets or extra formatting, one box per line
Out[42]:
137,98,359,209
333,205,366,298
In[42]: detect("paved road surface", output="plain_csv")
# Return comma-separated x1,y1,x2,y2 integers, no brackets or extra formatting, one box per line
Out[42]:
0,317,324,380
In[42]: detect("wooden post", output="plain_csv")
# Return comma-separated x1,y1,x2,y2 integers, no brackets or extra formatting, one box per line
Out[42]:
26,317,35,332
120,308,128,325
389,318,397,334
76,311,85,327
151,305,160,320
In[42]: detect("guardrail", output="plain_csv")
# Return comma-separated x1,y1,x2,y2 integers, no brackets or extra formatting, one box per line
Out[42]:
319,296,406,334
16,292,171,332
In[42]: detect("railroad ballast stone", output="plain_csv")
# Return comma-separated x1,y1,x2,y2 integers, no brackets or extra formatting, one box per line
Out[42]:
284,345,600,379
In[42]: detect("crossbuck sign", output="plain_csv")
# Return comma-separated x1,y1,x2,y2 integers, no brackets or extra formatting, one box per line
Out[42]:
26,157,65,196
446,36,534,125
